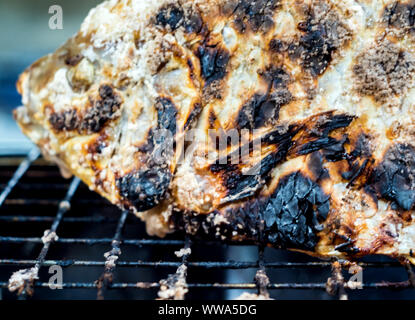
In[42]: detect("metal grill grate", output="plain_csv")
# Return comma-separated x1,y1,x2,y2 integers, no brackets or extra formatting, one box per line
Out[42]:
0,148,415,300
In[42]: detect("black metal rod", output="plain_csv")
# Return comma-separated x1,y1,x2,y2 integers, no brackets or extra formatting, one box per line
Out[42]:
0,183,70,190
0,259,406,269
0,148,40,207
8,178,81,296
1,281,414,290
97,210,129,299
3,199,106,206
33,177,81,268
0,236,185,246
0,216,118,223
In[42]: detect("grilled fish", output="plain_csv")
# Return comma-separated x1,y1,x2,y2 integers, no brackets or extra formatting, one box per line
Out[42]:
15,0,415,263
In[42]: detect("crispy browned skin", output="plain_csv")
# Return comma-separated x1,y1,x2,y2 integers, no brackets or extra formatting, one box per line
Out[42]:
14,0,415,263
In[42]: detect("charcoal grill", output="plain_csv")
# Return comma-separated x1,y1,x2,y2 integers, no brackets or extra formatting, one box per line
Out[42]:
1,148,415,300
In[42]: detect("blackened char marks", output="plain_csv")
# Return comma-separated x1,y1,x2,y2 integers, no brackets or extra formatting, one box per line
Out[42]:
210,127,298,203
197,45,230,85
292,113,355,161
237,94,278,130
225,0,280,33
81,85,122,133
289,4,351,76
263,172,330,250
155,97,178,134
184,103,202,130
156,5,183,30
384,1,415,32
237,67,292,130
118,167,172,212
341,134,373,187
210,153,281,202
171,172,329,251
368,143,415,211
49,84,122,133
156,4,203,34
49,109,79,132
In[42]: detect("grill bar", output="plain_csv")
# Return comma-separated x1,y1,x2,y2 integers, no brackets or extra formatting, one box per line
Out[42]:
13,178,81,296
0,236,186,246
0,216,118,223
0,259,405,269
0,148,40,206
97,210,129,299
1,281,414,290
3,199,107,206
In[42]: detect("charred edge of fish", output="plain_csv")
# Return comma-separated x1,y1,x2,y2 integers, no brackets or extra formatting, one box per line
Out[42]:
172,171,329,251
49,84,122,134
368,143,415,211
118,167,172,212
155,4,203,34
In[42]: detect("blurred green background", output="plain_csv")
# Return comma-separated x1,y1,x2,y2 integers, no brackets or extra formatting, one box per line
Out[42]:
0,0,101,154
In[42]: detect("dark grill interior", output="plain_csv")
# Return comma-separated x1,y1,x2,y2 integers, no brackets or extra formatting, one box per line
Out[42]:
1,148,415,300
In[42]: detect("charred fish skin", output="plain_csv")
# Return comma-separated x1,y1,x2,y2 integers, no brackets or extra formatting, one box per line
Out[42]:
14,0,415,263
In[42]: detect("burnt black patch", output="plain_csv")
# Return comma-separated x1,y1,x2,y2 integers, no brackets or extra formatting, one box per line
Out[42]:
384,1,415,31
81,85,122,133
197,45,230,85
155,97,178,135
291,113,355,161
118,167,172,212
263,172,329,250
118,97,179,212
237,68,292,130
156,4,203,34
289,5,350,76
368,143,415,211
210,127,298,203
269,38,287,53
228,0,280,33
340,134,373,187
298,24,335,76
49,85,122,134
174,171,330,250
184,103,202,130
49,109,80,132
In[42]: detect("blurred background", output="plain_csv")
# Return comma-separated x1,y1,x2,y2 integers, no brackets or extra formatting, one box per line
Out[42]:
0,0,100,155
